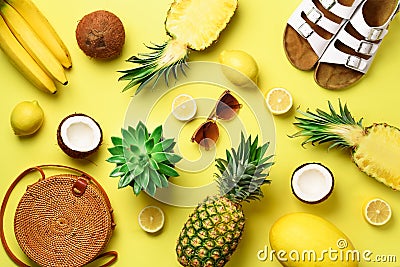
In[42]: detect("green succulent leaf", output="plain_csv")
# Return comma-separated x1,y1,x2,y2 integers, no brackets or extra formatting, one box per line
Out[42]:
158,163,179,177
149,158,159,170
146,179,157,196
145,138,155,153
118,173,135,188
109,166,125,177
107,122,181,196
150,125,162,143
127,126,136,138
122,128,136,145
111,136,122,146
152,139,174,153
133,164,144,176
149,168,162,187
141,168,150,190
106,155,126,164
133,180,141,195
108,146,124,156
130,145,141,155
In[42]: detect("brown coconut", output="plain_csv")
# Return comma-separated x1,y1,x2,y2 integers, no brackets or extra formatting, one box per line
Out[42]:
76,10,125,60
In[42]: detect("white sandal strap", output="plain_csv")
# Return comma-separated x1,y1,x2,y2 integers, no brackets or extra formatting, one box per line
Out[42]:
319,0,400,73
348,2,390,41
287,0,342,57
287,0,365,57
319,0,365,19
320,45,371,72
335,30,378,55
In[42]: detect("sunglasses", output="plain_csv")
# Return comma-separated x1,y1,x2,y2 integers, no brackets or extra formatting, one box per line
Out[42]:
191,90,242,150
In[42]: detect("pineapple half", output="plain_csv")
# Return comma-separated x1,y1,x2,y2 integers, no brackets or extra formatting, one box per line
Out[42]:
119,0,238,94
291,100,400,190
176,133,274,267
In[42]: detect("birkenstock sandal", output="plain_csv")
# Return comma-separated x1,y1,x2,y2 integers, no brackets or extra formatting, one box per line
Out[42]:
284,0,365,70
315,0,400,89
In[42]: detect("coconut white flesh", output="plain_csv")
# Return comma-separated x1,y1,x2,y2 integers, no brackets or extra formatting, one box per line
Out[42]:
292,163,333,203
60,115,101,152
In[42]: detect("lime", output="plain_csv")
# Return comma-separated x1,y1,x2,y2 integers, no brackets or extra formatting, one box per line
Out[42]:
265,87,293,115
363,198,392,226
219,50,259,85
138,205,165,233
172,94,197,121
10,100,44,136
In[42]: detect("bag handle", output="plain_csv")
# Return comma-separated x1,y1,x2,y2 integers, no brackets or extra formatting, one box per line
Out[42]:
0,165,118,267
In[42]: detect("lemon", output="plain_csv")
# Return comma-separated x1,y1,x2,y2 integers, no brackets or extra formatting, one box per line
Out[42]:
363,198,392,226
10,100,44,136
138,205,165,233
265,87,293,115
171,94,197,121
219,50,259,85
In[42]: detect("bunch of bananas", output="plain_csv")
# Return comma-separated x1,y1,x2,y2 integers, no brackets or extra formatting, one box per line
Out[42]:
0,0,71,94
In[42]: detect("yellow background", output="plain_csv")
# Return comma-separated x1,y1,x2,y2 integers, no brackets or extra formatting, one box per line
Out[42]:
1,0,400,266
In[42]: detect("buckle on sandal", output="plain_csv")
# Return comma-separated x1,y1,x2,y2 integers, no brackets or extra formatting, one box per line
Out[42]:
357,41,374,55
367,28,383,41
346,55,365,71
306,7,322,24
319,0,337,10
298,23,314,38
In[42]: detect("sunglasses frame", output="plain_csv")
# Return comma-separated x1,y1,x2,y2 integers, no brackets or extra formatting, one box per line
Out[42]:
191,90,242,149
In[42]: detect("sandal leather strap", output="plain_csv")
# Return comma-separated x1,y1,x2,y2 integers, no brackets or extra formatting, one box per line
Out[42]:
287,0,363,57
0,165,117,267
319,0,400,73
319,0,364,19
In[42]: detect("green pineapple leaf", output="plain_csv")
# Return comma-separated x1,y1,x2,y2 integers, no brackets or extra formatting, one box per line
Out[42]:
216,132,274,203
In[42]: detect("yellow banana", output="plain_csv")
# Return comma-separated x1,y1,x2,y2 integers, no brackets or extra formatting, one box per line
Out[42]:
0,2,68,85
5,0,72,68
0,15,56,93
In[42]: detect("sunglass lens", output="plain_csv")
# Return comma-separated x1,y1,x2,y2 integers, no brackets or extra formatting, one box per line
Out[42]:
216,93,241,120
191,121,219,149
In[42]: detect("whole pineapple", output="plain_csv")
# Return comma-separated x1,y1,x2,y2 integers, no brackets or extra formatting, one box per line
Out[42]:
176,133,274,267
119,0,238,94
291,100,400,190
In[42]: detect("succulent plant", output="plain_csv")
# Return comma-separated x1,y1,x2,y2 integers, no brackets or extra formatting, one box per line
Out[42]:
107,122,182,196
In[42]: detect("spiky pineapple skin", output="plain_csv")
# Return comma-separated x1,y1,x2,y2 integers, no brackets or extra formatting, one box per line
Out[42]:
352,123,400,190
176,196,245,267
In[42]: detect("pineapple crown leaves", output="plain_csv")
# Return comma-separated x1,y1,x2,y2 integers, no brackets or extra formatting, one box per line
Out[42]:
107,121,182,196
215,132,274,203
118,40,189,95
290,100,365,149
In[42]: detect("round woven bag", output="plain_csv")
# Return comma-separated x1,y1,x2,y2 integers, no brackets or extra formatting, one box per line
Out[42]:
0,165,117,267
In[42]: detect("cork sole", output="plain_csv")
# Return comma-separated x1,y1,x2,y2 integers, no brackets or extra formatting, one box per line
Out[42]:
315,0,398,89
284,0,354,70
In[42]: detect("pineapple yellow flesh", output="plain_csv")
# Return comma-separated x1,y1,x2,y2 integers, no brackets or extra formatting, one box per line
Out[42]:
166,0,238,50
353,124,400,190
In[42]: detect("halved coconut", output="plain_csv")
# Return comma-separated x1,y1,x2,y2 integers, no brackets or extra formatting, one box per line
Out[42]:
57,113,102,158
291,163,334,204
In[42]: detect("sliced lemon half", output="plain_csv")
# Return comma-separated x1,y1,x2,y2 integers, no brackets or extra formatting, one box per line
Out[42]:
172,94,197,121
363,198,392,226
265,87,293,115
138,205,165,233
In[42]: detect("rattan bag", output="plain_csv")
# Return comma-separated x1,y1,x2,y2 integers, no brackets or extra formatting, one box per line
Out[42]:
0,165,117,267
